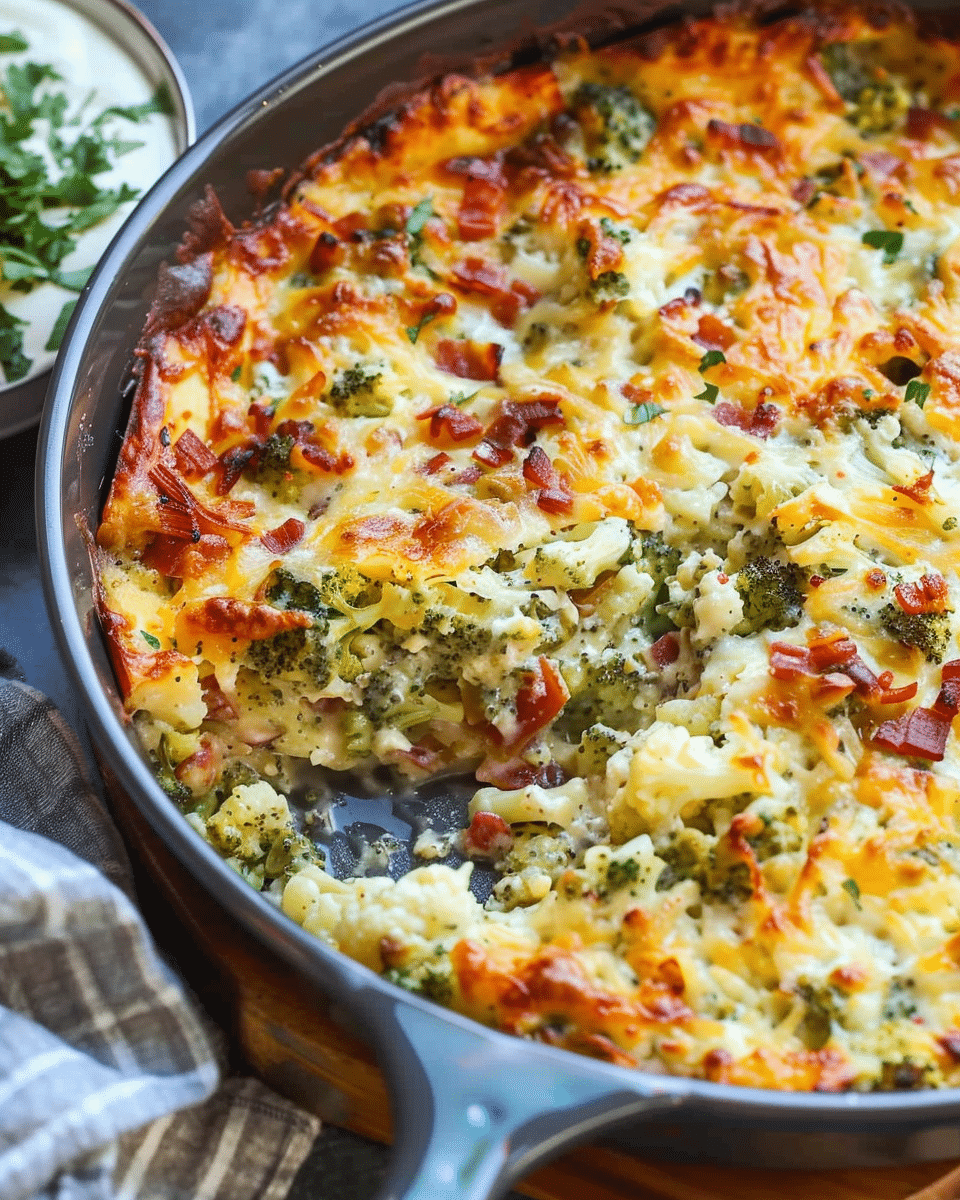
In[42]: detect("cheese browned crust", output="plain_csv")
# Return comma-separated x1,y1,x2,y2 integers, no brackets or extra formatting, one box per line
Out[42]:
97,4,960,1091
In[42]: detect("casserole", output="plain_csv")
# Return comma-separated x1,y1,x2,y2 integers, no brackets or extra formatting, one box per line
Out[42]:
38,0,960,1196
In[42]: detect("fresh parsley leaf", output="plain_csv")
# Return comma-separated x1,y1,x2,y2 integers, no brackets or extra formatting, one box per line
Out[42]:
0,302,29,381
862,229,903,264
44,298,75,351
140,630,161,650
92,84,175,127
230,365,242,382
0,31,29,53
694,381,719,403
451,390,478,406
625,401,666,424
841,878,861,908
699,349,726,372
50,265,93,292
905,379,930,407
406,198,434,238
406,310,437,344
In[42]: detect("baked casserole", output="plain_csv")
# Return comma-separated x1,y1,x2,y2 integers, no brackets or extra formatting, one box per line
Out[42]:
95,2,960,1091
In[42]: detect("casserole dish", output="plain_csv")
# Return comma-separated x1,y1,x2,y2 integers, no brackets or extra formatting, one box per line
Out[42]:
37,0,960,1196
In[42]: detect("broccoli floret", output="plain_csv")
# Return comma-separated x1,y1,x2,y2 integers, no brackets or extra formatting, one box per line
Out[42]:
572,81,654,172
589,271,630,302
655,828,753,903
247,627,332,687
820,42,911,134
634,532,682,639
266,569,330,619
880,603,951,663
154,733,190,802
328,363,389,417
735,556,805,633
249,432,302,502
605,857,640,891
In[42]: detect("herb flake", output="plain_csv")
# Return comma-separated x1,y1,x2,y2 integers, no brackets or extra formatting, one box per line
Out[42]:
626,401,666,424
905,379,930,407
862,229,904,264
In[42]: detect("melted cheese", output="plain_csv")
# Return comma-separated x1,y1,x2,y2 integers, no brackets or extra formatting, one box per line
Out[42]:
96,5,960,1092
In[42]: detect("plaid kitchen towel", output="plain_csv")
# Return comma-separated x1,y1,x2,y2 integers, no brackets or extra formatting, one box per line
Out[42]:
0,657,320,1200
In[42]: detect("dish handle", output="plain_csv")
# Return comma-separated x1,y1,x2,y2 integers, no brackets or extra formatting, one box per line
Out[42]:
367,998,684,1200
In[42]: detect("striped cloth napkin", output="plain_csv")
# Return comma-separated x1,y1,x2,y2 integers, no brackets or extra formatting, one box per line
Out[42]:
0,653,320,1200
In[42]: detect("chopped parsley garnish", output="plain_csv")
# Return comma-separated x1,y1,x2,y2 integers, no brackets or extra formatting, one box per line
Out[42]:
905,379,930,407
451,389,479,406
44,298,75,351
140,630,161,650
406,310,438,344
600,216,631,244
698,349,726,372
694,381,719,403
862,229,904,264
842,877,861,908
405,197,436,274
625,401,665,424
0,31,166,381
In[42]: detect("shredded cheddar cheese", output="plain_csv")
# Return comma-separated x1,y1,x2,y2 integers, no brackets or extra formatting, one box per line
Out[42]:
97,4,960,1091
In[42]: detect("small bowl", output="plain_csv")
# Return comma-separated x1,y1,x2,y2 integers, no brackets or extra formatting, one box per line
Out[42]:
0,0,193,438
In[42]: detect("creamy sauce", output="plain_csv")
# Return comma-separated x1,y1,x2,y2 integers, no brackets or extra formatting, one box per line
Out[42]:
0,0,182,388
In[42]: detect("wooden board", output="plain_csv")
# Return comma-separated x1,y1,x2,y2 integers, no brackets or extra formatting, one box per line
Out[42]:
100,758,960,1200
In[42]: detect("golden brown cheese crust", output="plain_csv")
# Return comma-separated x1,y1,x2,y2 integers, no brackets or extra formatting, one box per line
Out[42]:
96,4,960,1092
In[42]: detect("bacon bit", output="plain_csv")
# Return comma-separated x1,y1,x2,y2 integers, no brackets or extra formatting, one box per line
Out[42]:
143,532,230,581
770,642,815,680
473,397,565,468
260,517,305,554
398,741,442,771
692,313,735,352
434,338,503,382
500,657,569,752
333,211,368,241
172,428,217,480
149,462,250,540
201,674,238,721
657,182,711,207
173,736,223,795
873,706,954,761
650,632,680,668
423,451,452,474
865,569,887,590
707,119,780,153
379,936,407,969
895,572,949,615
892,468,934,505
942,659,960,682
216,442,258,494
452,258,539,326
809,574,825,588
297,442,354,475
714,401,779,438
179,597,311,644
792,178,818,205
309,229,344,273
463,811,514,858
522,446,573,515
941,1032,960,1063
455,464,482,485
578,218,624,280
248,398,276,438
881,682,919,705
859,150,903,179
417,404,484,445
445,156,507,242
907,107,949,141
475,757,566,789
808,633,857,672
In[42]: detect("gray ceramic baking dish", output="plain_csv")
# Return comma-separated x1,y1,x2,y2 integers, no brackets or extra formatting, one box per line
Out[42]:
36,1,960,1197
